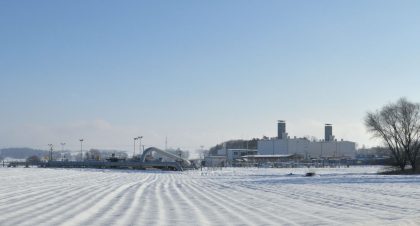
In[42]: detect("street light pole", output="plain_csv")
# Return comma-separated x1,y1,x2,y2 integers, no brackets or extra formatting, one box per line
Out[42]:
133,137,138,158
61,142,66,161
48,144,53,161
79,139,84,161
138,136,143,155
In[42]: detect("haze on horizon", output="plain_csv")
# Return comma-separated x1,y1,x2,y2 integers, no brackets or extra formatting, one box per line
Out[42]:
1,0,420,151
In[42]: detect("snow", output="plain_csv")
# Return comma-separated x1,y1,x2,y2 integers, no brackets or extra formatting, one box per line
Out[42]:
1,166,420,225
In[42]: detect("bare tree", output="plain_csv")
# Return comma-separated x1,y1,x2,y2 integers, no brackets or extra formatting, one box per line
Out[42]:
87,149,102,160
365,98,420,172
26,155,41,164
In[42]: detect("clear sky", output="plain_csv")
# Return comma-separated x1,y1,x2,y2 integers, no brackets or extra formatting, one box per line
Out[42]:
1,0,420,151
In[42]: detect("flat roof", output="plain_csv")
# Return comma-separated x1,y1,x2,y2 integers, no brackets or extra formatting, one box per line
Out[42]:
204,156,226,158
242,154,295,158
227,149,258,151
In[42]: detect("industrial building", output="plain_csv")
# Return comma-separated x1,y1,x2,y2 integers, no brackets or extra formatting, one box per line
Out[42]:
258,121,356,159
204,148,258,167
236,154,304,167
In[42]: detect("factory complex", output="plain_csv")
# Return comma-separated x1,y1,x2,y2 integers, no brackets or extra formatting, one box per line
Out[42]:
205,121,356,167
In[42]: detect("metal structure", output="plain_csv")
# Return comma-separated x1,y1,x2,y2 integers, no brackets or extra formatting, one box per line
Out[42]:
79,139,84,161
140,147,191,168
9,147,193,171
48,144,53,161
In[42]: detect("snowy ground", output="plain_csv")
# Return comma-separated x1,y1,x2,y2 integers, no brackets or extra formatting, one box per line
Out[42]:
1,166,420,226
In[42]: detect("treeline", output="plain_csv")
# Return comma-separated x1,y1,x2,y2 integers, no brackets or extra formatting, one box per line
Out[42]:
0,148,47,160
0,147,129,161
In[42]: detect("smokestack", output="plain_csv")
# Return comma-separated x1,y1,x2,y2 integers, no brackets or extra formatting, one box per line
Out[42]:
277,120,286,139
325,124,333,142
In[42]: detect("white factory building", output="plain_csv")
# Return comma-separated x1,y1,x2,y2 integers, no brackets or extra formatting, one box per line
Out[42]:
258,121,356,159
204,147,258,167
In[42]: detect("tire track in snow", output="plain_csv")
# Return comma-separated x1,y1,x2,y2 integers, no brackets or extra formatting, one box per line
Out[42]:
184,177,284,226
92,174,159,226
136,174,165,226
152,174,169,226
171,175,212,225
190,179,302,226
31,183,119,226
180,178,236,226
4,181,120,225
0,172,121,206
2,167,420,225
0,183,109,224
216,179,369,223
83,180,149,226
119,174,159,226
300,184,420,217
159,174,183,226
256,183,409,220
0,183,75,209
60,181,139,226
0,183,103,224
215,176,416,223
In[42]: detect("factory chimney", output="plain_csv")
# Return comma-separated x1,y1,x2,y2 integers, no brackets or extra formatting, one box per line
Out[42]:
277,120,286,139
325,124,333,142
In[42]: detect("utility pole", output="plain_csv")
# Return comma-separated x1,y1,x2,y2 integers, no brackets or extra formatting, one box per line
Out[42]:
133,137,138,158
79,139,84,161
48,144,53,161
61,142,66,161
165,136,168,151
138,136,143,155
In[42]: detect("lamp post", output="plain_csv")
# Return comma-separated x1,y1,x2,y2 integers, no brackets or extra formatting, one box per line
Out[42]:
48,144,53,161
138,136,143,155
79,139,84,161
60,142,66,161
200,145,204,159
133,137,138,158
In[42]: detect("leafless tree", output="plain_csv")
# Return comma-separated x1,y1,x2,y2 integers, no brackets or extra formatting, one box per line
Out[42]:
365,98,420,171
26,155,41,164
87,149,102,160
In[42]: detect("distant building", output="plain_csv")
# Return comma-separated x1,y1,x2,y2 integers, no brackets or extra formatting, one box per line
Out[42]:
203,156,226,167
258,121,356,159
227,149,258,163
239,154,304,166
205,147,257,166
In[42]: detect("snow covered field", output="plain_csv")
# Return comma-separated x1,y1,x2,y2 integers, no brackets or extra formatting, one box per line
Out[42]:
1,166,420,226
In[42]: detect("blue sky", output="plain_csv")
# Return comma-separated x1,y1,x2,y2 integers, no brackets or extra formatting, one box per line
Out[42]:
1,0,420,151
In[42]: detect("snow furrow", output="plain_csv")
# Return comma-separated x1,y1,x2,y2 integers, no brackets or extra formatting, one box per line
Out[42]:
1,167,420,226
171,176,212,225
119,174,159,225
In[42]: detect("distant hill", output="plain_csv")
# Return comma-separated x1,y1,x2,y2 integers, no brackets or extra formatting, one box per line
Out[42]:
0,148,47,159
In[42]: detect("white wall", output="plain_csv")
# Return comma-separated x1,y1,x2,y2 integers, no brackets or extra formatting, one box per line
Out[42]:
258,139,288,155
227,149,258,162
204,156,226,167
258,139,356,158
